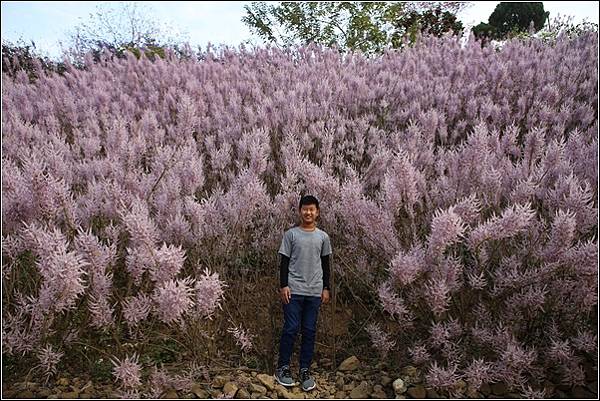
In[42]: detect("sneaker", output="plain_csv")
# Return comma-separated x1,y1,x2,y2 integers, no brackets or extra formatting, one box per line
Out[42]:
300,368,316,391
274,365,295,387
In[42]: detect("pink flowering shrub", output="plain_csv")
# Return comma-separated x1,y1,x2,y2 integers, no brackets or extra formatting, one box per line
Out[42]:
2,31,596,390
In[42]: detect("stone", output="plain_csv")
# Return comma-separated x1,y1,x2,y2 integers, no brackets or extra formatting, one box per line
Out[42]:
393,378,407,395
257,374,275,391
212,375,230,389
381,376,393,387
223,382,239,398
479,383,491,396
17,390,35,399
426,388,442,398
335,390,347,399
38,388,53,398
452,380,467,396
371,384,387,399
572,385,596,399
250,383,267,395
407,385,426,399
57,378,70,387
191,384,209,399
491,382,508,396
506,392,521,398
59,391,79,398
350,381,371,399
162,389,179,399
339,356,360,372
343,384,355,392
236,388,251,399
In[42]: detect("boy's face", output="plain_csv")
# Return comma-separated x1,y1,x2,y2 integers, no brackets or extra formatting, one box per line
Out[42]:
299,204,319,225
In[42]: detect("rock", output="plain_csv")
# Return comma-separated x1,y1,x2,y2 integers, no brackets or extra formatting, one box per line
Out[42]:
38,388,53,398
223,382,239,398
491,382,508,396
57,378,70,387
257,374,276,391
17,390,35,399
407,385,426,399
236,388,251,399
426,388,442,398
59,391,79,399
479,383,491,396
335,377,344,389
191,384,209,399
371,384,387,399
506,392,521,398
381,376,393,387
350,381,371,399
335,390,347,398
343,384,355,392
250,383,267,395
339,356,360,372
162,389,179,399
452,380,467,396
393,378,407,395
572,385,596,399
212,375,230,389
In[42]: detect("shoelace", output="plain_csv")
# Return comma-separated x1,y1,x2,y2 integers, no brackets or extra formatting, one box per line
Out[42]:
300,369,310,382
281,366,292,378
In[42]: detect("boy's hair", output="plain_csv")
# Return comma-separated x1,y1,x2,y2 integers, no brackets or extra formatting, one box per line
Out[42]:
299,195,320,210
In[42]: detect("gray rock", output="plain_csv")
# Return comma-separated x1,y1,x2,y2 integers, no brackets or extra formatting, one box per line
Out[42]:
407,385,426,399
257,374,275,391
381,376,393,387
491,382,508,396
191,383,209,399
212,375,230,389
223,382,239,398
250,383,267,395
161,389,179,399
339,356,360,372
236,388,251,399
393,378,407,395
349,381,371,399
479,383,491,396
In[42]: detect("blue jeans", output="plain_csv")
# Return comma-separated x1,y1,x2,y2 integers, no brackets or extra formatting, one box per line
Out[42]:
277,294,321,370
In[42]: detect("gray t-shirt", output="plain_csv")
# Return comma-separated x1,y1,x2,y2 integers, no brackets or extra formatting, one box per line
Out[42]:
278,226,332,297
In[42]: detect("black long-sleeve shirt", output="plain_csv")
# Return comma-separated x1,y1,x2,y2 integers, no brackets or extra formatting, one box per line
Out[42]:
279,254,331,291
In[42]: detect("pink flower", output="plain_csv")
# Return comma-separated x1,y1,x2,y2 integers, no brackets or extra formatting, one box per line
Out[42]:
153,277,195,324
112,354,142,389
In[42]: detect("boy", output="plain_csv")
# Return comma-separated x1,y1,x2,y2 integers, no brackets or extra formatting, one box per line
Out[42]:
274,195,332,392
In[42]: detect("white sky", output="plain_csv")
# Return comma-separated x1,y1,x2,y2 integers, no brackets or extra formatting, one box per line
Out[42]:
2,1,599,60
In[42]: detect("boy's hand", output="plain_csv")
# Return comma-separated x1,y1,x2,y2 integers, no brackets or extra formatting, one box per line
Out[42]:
280,286,291,304
321,289,330,304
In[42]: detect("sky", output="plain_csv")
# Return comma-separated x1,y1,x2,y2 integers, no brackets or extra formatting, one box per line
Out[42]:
2,1,599,60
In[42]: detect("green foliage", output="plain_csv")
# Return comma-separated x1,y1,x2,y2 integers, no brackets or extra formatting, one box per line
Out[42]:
488,2,549,39
471,22,496,41
242,1,466,54
1,40,67,80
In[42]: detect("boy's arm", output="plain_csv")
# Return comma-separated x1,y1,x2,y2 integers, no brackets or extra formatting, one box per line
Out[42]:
279,253,290,288
321,255,330,291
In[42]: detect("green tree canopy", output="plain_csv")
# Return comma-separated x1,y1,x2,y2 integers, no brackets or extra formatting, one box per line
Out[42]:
242,2,470,54
486,2,549,39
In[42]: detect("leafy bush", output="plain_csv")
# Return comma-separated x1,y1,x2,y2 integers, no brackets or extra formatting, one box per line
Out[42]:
2,32,597,395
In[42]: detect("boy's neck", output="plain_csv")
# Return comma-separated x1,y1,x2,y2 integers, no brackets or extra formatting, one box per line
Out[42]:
299,223,316,231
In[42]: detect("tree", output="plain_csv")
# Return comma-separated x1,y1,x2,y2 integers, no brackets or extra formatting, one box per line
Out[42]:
484,2,549,39
63,2,188,62
242,2,470,54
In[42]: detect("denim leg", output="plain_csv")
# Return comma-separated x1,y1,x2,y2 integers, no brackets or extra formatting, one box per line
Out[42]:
299,296,321,370
277,294,302,368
